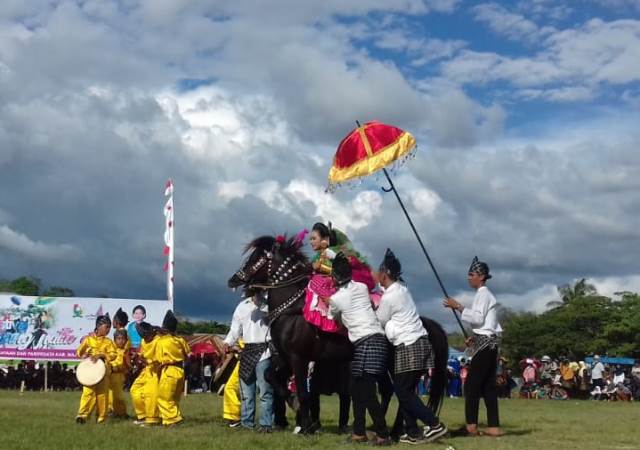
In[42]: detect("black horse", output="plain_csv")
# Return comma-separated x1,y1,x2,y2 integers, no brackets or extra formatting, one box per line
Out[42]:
228,235,449,433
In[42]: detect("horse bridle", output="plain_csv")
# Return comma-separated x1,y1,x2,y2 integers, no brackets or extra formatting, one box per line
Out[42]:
233,251,270,283
238,247,308,291
236,245,309,324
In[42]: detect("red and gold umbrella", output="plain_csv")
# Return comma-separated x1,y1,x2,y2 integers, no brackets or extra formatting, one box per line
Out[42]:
328,121,416,189
327,121,466,335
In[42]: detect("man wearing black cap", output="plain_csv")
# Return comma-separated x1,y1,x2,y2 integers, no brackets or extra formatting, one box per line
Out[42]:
443,256,503,437
223,292,274,432
376,249,447,443
320,252,390,445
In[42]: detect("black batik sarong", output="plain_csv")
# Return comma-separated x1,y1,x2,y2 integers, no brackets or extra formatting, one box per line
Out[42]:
239,342,268,383
351,333,389,378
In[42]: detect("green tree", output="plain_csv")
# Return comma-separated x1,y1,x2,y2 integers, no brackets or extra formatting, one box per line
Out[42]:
1,276,42,296
546,278,597,309
42,286,75,297
175,314,230,335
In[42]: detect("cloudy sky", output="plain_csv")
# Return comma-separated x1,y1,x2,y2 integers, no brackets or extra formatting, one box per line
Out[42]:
1,0,639,328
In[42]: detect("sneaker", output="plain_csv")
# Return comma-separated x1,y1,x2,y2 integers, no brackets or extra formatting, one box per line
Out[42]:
257,426,272,433
399,434,424,445
228,420,241,428
75,416,86,425
423,423,448,442
133,419,145,425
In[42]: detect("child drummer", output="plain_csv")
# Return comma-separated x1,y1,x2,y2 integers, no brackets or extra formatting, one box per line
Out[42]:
75,313,117,424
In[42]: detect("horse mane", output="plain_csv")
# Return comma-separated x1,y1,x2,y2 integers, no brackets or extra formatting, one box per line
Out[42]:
244,236,276,254
243,234,310,265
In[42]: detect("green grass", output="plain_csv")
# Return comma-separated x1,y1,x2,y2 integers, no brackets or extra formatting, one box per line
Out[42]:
0,391,638,450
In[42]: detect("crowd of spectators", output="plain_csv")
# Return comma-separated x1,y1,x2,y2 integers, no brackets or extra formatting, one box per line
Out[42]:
444,356,516,400
0,360,81,391
518,355,640,401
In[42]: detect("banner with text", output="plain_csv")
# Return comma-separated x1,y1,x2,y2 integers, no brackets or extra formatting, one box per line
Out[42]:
0,295,170,361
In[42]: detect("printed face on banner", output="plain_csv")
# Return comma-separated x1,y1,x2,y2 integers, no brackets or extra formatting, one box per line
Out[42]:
0,295,168,361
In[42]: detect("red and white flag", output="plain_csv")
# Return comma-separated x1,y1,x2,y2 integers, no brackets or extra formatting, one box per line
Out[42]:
163,179,174,306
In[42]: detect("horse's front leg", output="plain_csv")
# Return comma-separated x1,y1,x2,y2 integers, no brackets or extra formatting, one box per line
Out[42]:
291,355,313,434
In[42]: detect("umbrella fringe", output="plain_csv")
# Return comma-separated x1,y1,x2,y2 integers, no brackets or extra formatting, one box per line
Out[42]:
326,146,417,193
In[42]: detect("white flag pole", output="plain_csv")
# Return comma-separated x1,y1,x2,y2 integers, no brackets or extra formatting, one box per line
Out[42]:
164,179,174,310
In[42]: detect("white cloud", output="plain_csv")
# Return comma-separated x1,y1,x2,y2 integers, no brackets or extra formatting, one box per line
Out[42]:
217,178,383,233
473,3,553,42
0,225,82,261
442,18,640,101
591,275,640,298
410,188,441,217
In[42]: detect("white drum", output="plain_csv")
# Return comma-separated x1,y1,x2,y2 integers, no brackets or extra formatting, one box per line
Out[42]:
76,358,106,387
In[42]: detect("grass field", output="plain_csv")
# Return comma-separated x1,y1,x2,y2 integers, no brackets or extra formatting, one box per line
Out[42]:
1,391,638,450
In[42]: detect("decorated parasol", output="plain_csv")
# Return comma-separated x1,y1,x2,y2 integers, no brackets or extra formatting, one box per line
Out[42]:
328,120,467,336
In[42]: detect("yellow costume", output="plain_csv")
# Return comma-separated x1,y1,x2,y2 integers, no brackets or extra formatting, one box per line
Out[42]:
130,334,161,424
109,346,129,417
76,335,117,423
223,358,241,421
156,333,190,425
223,340,244,422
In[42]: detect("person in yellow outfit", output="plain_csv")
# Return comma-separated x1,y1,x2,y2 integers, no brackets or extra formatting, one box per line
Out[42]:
130,321,161,426
108,308,131,417
110,328,131,418
75,313,117,424
222,339,244,427
156,310,190,427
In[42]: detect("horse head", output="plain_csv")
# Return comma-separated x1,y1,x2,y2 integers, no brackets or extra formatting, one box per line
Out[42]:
228,235,275,290
227,234,311,292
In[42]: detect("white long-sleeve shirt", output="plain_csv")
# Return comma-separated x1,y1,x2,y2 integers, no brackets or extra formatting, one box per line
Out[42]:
376,282,426,347
224,298,271,361
329,281,384,343
461,286,503,336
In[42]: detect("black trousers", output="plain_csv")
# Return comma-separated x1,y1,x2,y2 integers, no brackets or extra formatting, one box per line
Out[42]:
465,346,499,427
351,373,389,438
393,370,438,437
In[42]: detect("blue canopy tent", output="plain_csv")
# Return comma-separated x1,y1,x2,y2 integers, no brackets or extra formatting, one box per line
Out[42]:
585,356,635,366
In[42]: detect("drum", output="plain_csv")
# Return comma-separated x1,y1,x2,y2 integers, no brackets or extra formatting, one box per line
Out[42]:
76,358,106,387
212,353,238,395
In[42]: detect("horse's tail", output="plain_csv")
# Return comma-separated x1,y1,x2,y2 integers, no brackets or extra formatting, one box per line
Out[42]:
421,316,449,417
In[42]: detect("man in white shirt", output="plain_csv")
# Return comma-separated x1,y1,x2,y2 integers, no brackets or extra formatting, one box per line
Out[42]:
443,256,503,438
376,249,448,444
223,294,273,432
321,252,390,445
590,355,605,389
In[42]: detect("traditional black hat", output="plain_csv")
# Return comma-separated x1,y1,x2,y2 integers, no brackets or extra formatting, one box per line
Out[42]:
332,252,352,287
95,313,111,329
469,256,492,280
379,248,402,280
162,310,178,333
135,321,154,339
113,308,128,327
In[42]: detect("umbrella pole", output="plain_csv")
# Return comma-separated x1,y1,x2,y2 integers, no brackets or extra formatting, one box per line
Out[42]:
381,168,467,337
